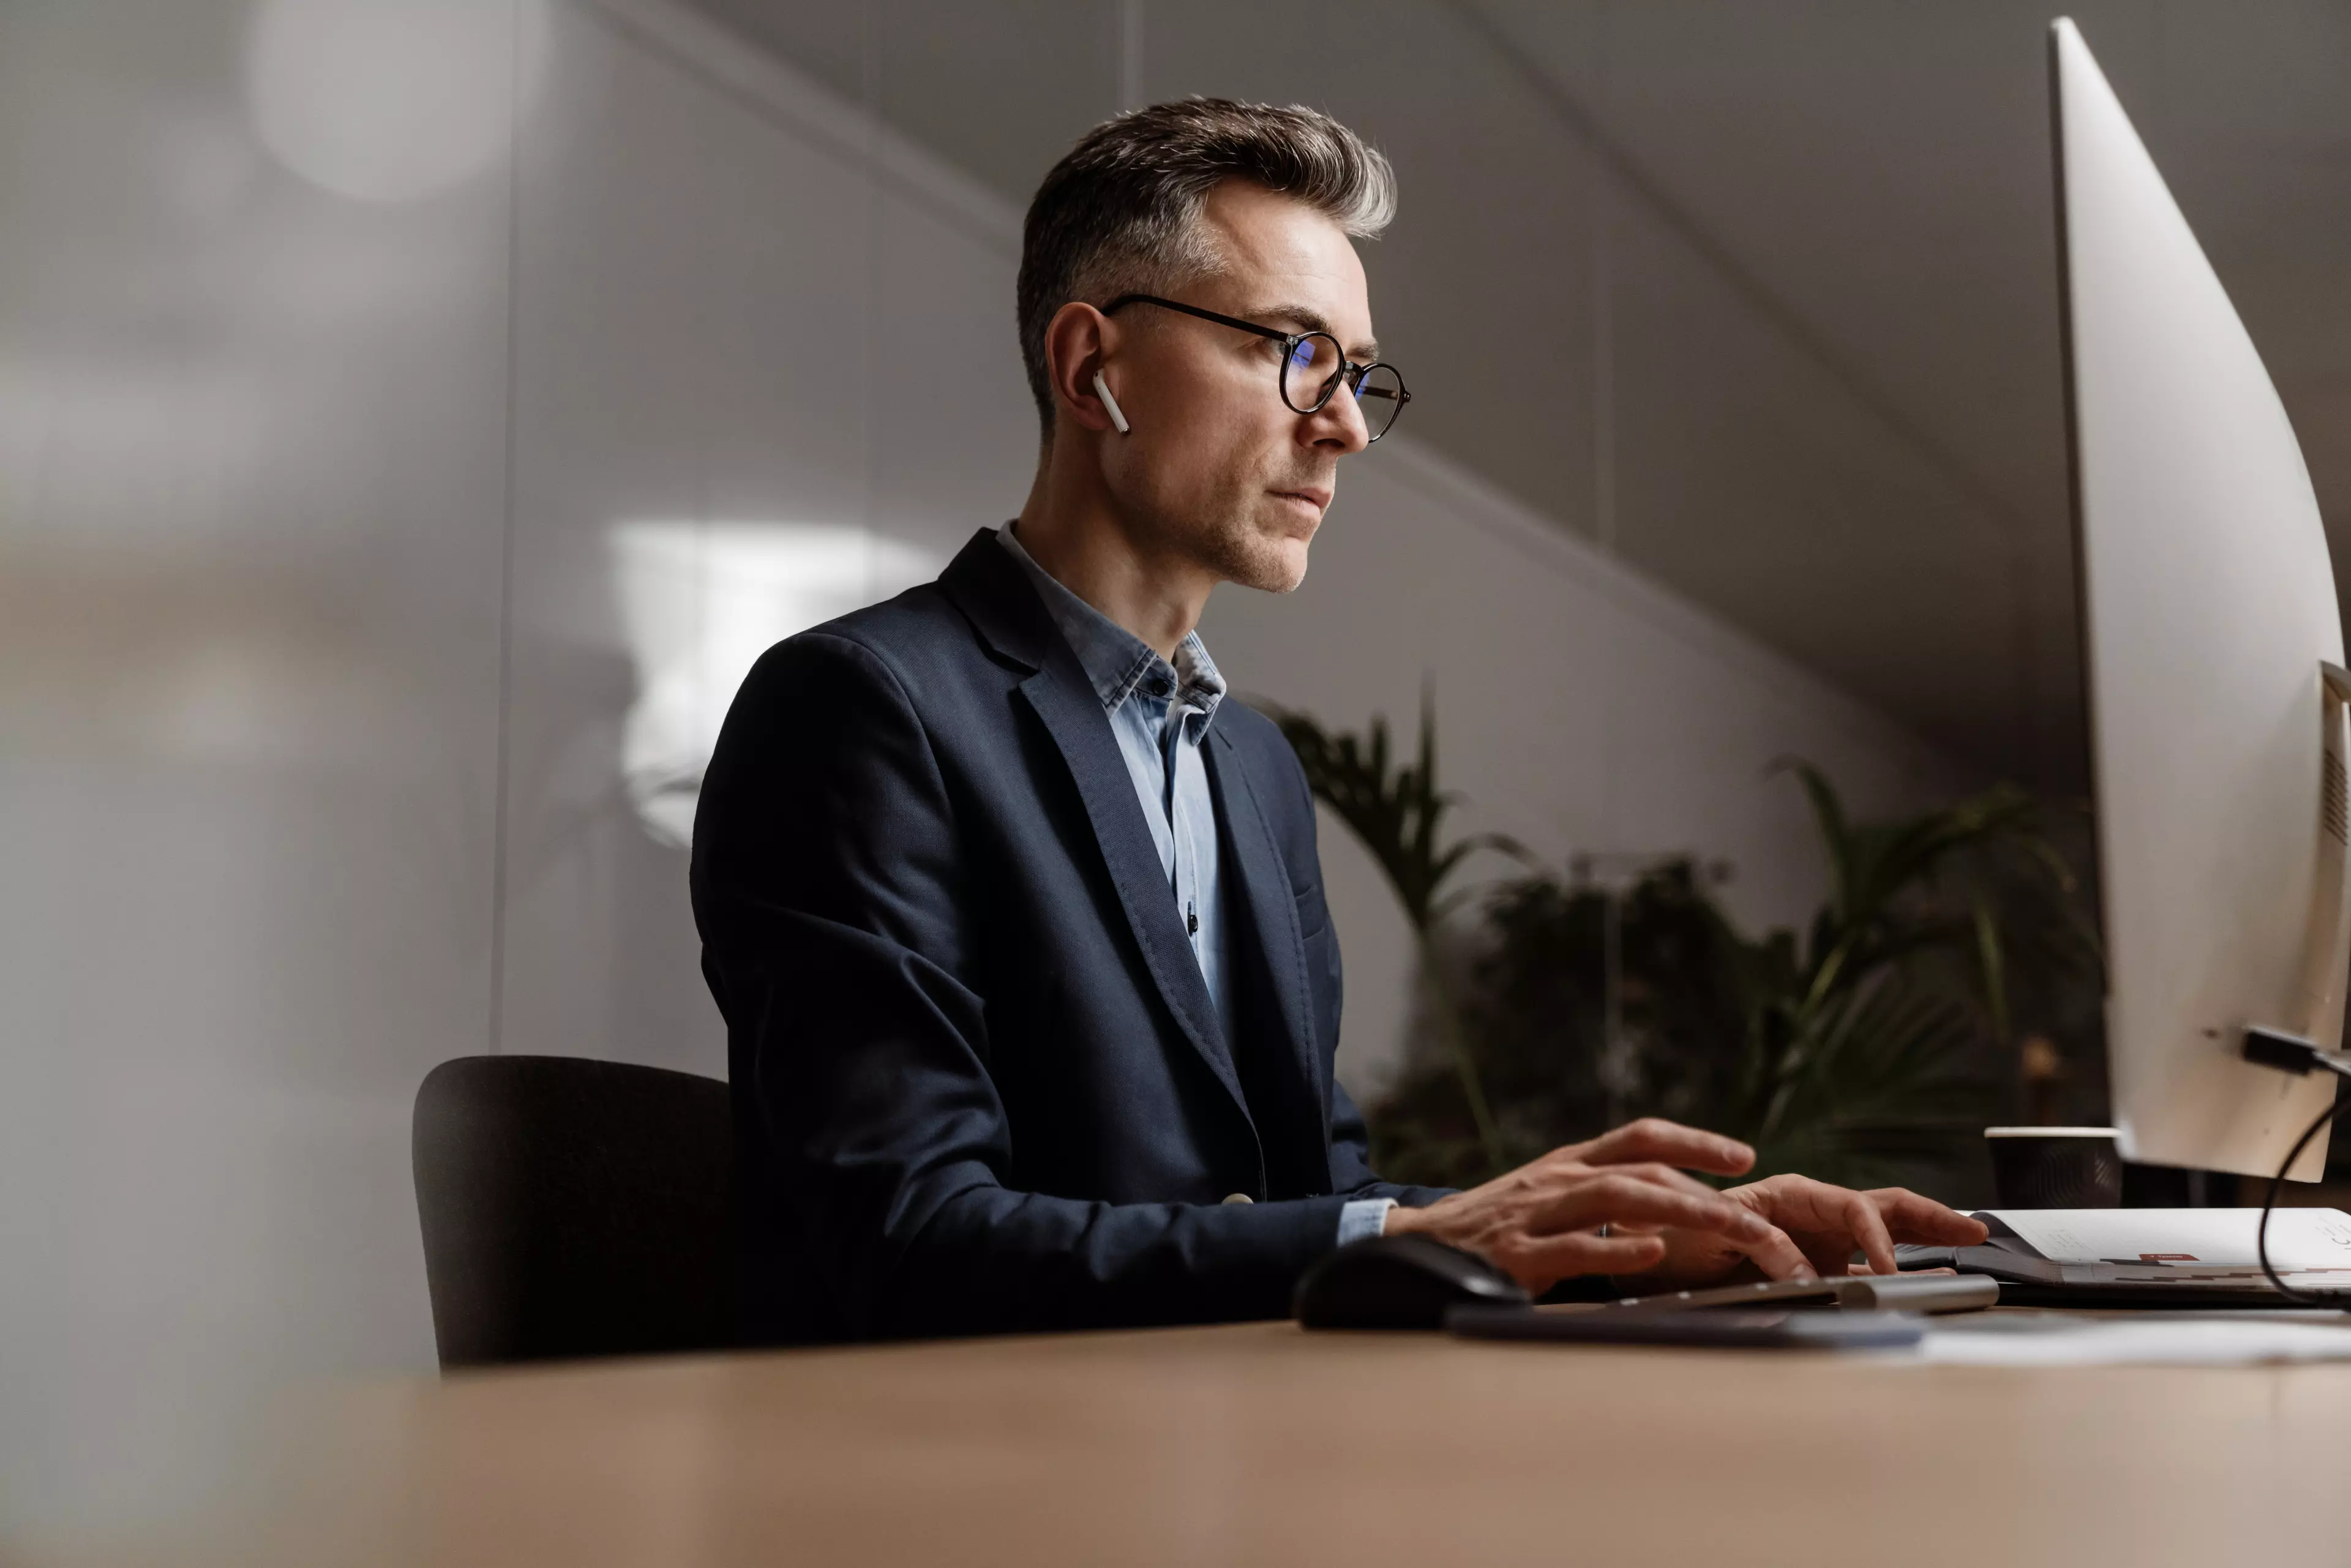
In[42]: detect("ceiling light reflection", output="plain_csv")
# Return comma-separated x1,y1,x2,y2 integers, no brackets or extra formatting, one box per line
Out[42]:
244,0,549,204
609,521,942,849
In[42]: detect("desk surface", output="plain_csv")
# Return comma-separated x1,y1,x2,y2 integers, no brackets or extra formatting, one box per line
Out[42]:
229,1317,2351,1567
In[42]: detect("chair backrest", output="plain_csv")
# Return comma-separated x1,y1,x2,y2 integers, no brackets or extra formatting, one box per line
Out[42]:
412,1054,735,1368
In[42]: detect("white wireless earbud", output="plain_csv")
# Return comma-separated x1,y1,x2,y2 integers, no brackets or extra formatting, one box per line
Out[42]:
1092,371,1131,435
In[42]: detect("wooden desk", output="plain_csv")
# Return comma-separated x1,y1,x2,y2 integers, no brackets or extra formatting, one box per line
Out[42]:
228,1319,2351,1566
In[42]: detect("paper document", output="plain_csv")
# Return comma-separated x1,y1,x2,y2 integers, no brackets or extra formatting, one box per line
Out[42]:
1980,1208,2351,1272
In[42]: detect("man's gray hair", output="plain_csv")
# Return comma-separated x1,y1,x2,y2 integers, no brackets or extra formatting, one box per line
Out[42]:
1015,98,1395,437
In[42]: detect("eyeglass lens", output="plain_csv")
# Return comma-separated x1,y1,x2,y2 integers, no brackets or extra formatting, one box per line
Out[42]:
1279,334,1347,415
1352,364,1404,441
1279,332,1404,441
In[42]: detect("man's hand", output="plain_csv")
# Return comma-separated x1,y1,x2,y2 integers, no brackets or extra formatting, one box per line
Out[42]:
1614,1173,1989,1291
1381,1118,1990,1296
1381,1119,1775,1292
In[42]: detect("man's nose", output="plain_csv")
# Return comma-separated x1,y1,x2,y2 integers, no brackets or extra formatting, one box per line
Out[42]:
1303,386,1371,452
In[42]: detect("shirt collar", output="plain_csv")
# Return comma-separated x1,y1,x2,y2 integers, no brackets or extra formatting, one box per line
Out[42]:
997,525,1226,726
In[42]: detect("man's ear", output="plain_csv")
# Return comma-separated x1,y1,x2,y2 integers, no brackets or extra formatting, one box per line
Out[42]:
1042,301,1123,436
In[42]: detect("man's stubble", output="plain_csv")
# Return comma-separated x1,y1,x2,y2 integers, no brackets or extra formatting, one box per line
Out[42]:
1123,460,1319,598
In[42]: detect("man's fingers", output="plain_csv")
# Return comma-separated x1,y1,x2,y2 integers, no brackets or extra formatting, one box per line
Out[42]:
1562,1160,1722,1204
1567,1119,1755,1176
1536,1172,1780,1245
1506,1231,1667,1285
1842,1188,1900,1274
1868,1188,1990,1246
1736,1221,1816,1281
1560,1118,1755,1177
1734,1176,1986,1259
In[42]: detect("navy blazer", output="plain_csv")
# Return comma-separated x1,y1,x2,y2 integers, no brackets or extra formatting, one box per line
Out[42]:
692,527,1445,1343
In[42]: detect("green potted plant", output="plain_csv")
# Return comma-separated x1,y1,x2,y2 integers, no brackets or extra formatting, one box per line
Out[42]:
1270,700,2099,1196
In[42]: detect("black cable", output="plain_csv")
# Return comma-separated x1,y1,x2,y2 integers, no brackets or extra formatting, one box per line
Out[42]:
2256,1090,2351,1305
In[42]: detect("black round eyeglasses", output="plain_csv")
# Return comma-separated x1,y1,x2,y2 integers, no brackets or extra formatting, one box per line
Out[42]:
1101,293,1411,442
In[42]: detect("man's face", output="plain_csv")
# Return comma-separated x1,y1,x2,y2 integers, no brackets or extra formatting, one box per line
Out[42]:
1094,181,1376,594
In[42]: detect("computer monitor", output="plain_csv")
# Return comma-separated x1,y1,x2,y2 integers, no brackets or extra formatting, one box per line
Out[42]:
2053,18,2350,1179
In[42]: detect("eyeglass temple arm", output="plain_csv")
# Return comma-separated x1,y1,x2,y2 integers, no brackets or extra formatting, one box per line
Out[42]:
1101,293,1287,343
1104,292,1406,415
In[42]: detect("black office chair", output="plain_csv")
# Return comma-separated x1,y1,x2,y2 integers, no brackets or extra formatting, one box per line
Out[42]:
411,1054,736,1368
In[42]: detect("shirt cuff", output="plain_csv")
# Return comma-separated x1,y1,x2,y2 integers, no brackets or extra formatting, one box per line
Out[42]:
1336,1197,1397,1247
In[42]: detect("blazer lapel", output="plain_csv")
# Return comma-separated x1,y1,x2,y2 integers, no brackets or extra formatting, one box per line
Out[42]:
1019,670,1252,1125
945,526,1255,1139
1205,730,1328,1136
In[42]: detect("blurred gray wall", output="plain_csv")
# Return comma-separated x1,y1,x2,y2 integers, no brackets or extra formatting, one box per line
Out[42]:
0,0,2030,1545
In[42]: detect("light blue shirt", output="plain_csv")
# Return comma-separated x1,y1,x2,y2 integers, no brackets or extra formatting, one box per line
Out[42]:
998,527,1392,1245
999,525,1232,1030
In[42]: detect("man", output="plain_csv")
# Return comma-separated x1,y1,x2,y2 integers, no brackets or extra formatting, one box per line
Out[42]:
692,99,1985,1344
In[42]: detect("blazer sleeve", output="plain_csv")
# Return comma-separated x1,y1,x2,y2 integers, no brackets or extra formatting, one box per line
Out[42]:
1263,726,1457,1213
693,630,1356,1340
1330,1081,1454,1210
